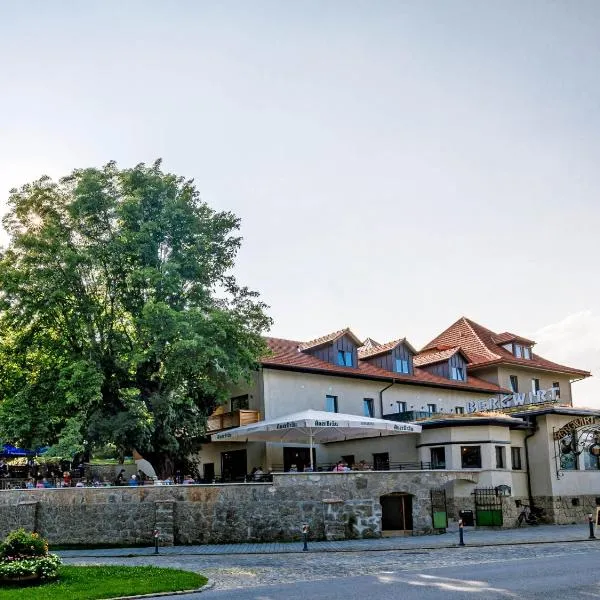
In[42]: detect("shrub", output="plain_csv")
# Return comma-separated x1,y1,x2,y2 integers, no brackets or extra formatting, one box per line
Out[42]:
0,528,48,559
0,529,60,582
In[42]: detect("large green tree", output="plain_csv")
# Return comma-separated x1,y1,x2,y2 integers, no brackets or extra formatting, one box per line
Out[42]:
0,160,271,473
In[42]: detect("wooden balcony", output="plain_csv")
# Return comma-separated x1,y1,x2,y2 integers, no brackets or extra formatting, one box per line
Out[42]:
206,409,261,433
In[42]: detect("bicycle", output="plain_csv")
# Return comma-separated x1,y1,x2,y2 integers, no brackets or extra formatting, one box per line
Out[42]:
517,505,544,526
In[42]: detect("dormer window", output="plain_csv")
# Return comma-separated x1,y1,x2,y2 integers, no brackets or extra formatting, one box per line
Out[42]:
395,358,410,374
514,344,532,359
451,366,465,381
337,350,353,367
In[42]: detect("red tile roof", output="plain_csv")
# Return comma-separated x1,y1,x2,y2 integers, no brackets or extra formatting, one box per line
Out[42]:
358,337,417,360
299,328,362,352
422,317,590,378
413,347,463,367
493,332,536,346
262,336,508,394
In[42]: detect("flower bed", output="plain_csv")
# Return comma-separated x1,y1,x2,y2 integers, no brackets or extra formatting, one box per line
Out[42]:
0,529,61,584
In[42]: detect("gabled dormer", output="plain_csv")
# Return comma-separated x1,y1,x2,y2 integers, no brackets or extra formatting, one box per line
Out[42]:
358,338,417,375
299,328,362,368
494,332,535,360
414,347,468,382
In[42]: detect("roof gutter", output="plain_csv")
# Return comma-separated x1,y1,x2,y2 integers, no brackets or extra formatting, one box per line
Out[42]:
523,416,537,508
378,380,395,418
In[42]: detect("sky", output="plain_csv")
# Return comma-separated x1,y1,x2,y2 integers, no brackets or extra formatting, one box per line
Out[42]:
0,1,598,406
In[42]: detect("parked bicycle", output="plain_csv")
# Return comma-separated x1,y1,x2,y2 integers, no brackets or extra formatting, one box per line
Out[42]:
517,505,544,526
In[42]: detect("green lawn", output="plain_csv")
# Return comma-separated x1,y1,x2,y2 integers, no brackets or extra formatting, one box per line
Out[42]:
0,565,207,599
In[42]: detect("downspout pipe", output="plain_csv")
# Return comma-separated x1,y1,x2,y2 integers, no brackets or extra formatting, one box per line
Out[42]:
379,380,395,418
524,416,537,508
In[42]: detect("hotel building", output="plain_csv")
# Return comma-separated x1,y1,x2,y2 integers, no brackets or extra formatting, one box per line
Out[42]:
200,317,595,529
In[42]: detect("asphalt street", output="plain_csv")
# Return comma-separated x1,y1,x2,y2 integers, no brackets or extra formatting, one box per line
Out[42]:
62,540,600,599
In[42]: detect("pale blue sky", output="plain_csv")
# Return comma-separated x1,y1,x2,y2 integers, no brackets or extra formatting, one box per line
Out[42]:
1,1,599,404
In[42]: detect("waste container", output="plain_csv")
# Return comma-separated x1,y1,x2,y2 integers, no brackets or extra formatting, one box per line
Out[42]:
459,509,474,526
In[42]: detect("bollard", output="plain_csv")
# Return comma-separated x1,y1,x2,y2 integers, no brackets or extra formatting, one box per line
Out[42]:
302,524,309,552
154,529,160,554
458,519,465,546
588,514,596,539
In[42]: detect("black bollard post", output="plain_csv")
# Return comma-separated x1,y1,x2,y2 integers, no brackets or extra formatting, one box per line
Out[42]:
302,524,309,552
154,529,160,554
588,514,596,539
458,519,465,546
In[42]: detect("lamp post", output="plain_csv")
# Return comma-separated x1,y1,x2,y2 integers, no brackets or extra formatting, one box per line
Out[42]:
154,529,160,554
588,514,595,540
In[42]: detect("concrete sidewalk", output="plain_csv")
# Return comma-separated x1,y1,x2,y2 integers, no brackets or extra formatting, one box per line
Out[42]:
57,523,599,558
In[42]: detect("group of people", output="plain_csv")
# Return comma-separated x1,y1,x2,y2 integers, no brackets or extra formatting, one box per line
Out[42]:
333,459,373,472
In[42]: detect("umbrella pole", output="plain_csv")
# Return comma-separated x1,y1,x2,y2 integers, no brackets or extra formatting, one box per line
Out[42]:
309,433,314,471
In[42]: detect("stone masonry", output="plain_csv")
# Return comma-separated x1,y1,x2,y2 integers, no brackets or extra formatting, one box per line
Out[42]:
0,470,481,546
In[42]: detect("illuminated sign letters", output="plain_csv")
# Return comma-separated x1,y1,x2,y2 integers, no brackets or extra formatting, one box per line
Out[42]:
466,387,560,413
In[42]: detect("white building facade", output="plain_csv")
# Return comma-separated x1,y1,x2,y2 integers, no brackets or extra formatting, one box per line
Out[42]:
198,317,595,528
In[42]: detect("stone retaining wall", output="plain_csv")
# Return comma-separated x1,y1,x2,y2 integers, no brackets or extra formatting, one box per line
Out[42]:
0,470,481,545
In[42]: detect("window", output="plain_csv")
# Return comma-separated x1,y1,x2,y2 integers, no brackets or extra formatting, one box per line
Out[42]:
553,382,561,399
495,446,505,469
427,403,437,414
337,350,353,367
511,447,522,470
325,395,338,413
515,344,523,358
396,401,407,413
509,375,519,393
532,378,540,393
363,398,374,418
455,406,465,414
451,366,465,381
231,394,249,411
461,446,482,469
430,447,446,469
523,346,532,359
395,358,410,374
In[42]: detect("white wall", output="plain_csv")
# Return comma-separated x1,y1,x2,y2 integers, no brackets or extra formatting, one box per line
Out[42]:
262,368,494,419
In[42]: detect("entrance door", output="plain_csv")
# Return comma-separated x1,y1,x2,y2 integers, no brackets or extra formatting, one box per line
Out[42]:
474,487,503,526
283,447,316,472
373,452,390,471
221,449,247,482
203,463,215,483
380,494,413,532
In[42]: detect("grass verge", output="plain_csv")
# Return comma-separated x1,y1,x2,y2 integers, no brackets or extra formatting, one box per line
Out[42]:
0,565,207,599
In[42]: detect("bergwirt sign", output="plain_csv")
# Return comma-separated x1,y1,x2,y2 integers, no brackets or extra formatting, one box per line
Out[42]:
552,416,599,440
466,387,560,413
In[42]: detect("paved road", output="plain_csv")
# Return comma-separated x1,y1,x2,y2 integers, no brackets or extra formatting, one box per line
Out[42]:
63,540,600,598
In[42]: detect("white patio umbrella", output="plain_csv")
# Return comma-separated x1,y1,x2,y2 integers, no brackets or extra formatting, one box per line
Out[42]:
211,409,421,470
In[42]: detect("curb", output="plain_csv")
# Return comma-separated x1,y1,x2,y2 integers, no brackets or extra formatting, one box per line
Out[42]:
60,537,599,559
114,579,215,599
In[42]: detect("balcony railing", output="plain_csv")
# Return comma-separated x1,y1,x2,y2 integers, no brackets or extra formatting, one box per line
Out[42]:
383,411,433,422
206,409,261,433
271,461,433,472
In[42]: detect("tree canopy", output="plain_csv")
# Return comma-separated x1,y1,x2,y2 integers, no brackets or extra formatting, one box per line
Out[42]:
0,160,271,473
